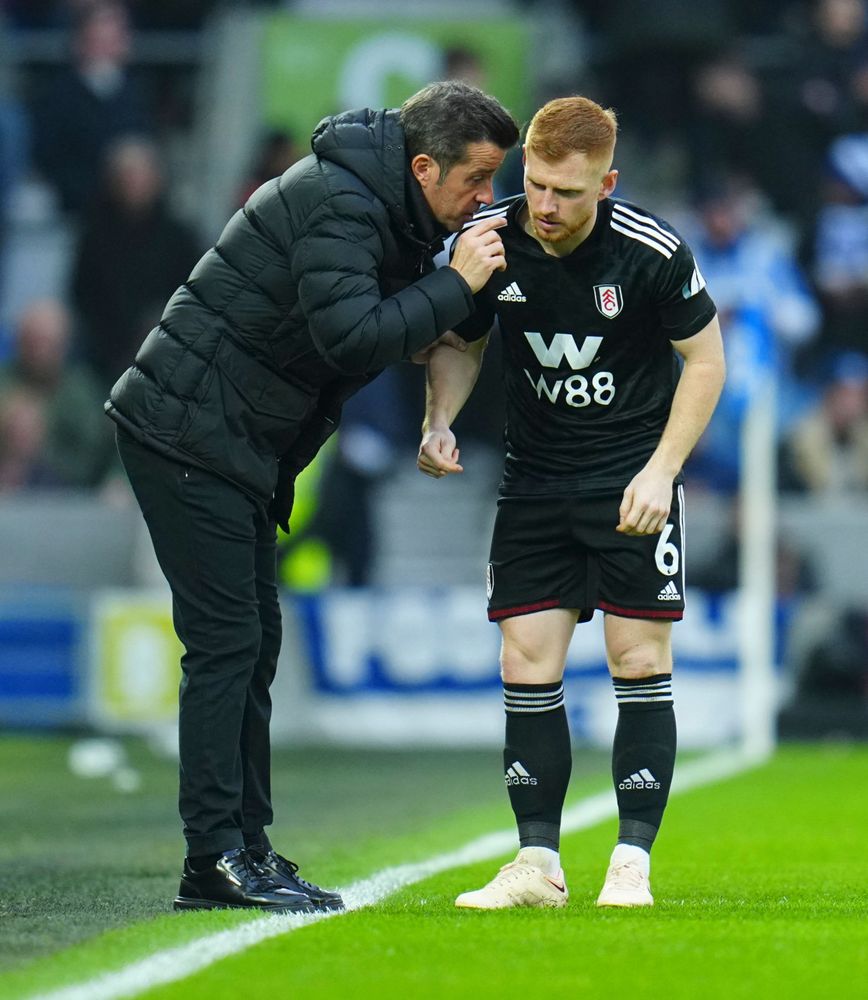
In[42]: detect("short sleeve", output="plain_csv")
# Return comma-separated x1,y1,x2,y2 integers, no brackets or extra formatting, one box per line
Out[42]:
656,241,717,341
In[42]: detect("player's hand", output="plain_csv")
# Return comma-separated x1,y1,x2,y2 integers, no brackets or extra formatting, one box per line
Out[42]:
448,216,508,293
410,330,468,365
617,468,673,536
417,427,463,478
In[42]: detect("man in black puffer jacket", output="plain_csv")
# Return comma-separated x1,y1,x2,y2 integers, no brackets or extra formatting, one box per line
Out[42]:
108,82,518,913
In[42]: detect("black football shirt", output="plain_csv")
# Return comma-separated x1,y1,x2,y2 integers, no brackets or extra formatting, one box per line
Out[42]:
453,195,717,496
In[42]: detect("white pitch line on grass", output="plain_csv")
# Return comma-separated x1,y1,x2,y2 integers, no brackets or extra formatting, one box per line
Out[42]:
30,746,767,1000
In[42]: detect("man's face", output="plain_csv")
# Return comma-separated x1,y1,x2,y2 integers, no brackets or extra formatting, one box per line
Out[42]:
523,147,617,251
413,141,507,232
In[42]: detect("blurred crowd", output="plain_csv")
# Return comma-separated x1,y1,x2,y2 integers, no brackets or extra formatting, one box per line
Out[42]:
0,1,867,546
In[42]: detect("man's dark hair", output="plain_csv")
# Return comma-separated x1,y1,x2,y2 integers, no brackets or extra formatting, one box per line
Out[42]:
400,81,519,177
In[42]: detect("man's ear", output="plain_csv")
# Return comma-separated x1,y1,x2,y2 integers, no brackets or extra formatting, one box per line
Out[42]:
599,168,618,200
411,153,439,188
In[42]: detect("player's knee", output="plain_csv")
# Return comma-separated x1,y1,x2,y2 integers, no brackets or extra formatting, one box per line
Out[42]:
500,640,562,684
609,641,670,679
500,642,533,683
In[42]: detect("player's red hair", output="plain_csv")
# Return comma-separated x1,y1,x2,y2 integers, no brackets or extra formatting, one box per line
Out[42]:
525,97,617,166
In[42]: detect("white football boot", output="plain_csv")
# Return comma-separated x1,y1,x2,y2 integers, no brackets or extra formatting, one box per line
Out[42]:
595,844,654,907
455,850,568,910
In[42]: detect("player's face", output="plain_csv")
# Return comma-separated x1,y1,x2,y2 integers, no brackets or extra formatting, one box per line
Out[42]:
413,141,506,232
523,147,617,252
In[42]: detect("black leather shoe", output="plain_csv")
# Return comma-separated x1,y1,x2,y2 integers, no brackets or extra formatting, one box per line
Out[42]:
173,848,316,912
248,849,344,911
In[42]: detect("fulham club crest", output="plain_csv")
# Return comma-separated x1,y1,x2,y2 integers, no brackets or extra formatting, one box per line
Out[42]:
594,284,623,319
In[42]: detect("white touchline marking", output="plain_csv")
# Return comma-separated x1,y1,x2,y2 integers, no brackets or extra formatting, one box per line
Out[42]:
29,747,767,1000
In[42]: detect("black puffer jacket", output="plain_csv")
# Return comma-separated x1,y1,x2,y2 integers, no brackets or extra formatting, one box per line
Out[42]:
106,108,475,501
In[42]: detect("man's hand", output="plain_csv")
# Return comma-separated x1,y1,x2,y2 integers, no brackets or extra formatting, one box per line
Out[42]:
617,466,674,536
410,330,468,365
417,426,463,478
448,216,508,293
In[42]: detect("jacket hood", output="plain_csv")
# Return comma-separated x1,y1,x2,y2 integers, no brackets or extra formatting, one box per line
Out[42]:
311,107,443,246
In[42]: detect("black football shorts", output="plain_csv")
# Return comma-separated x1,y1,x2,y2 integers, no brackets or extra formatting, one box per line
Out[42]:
486,486,686,623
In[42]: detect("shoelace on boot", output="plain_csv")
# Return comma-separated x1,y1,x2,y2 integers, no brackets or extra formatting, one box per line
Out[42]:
264,851,323,892
223,849,284,892
606,861,646,887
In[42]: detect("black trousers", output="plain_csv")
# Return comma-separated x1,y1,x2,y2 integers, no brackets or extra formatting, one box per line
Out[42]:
116,429,281,856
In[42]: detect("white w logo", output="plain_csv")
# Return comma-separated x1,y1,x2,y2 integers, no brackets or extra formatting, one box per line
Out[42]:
524,332,602,371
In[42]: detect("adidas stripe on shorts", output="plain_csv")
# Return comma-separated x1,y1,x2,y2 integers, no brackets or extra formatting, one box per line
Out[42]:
486,486,686,623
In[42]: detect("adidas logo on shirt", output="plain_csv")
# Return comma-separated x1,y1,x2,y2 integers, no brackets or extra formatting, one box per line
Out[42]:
497,282,526,302
657,581,681,601
618,768,661,790
504,760,538,786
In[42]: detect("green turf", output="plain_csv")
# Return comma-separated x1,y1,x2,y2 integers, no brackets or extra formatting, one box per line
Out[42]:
0,734,609,996
138,744,868,1000
4,742,868,1000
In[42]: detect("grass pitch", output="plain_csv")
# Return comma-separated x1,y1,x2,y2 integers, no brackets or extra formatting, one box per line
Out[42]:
2,740,867,999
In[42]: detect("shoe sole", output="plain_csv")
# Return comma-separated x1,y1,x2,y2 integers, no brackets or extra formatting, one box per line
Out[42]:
310,899,346,912
455,896,568,910
173,897,318,914
595,898,654,908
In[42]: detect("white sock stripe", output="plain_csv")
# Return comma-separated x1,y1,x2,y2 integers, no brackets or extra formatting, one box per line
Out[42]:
503,684,564,702
613,678,670,687
504,700,565,714
504,687,564,706
615,688,673,697
504,697,565,709
615,688,672,696
615,696,674,705
613,682,672,693
613,677,671,686
504,697,564,708
506,701,564,715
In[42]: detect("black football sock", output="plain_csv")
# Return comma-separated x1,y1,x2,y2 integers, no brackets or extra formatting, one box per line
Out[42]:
611,673,676,853
188,852,223,872
503,681,572,851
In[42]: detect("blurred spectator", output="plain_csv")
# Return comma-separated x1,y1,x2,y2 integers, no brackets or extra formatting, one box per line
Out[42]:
236,130,301,206
443,46,486,89
0,386,57,491
0,299,112,487
808,134,868,357
1,1,77,28
684,178,820,491
689,497,818,598
687,52,799,215
314,370,407,587
0,88,29,333
761,0,868,230
778,603,868,739
798,606,868,697
70,136,202,389
780,351,868,494
690,180,820,359
30,1,151,214
593,0,733,143
792,0,868,136
127,0,219,30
